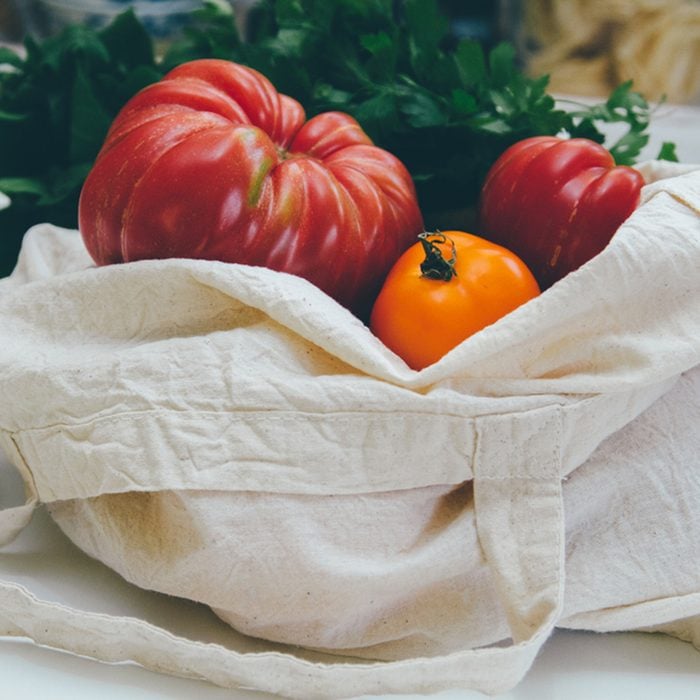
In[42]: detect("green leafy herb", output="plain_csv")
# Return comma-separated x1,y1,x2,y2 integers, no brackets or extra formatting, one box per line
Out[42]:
162,0,669,217
0,0,677,276
0,10,160,274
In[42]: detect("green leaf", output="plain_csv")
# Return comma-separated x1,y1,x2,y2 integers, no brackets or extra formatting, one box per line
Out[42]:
161,0,242,68
41,25,110,73
472,117,512,135
312,83,354,109
272,28,310,58
451,88,477,116
609,130,649,166
69,66,113,163
360,31,391,56
567,117,606,143
489,88,515,118
0,177,48,197
607,80,648,112
41,162,93,205
0,110,28,123
404,0,448,47
274,0,307,25
657,141,679,162
404,0,449,78
488,42,516,87
360,31,397,83
527,74,551,104
95,64,162,113
399,90,446,128
597,81,652,136
99,9,155,69
352,92,399,137
454,40,486,89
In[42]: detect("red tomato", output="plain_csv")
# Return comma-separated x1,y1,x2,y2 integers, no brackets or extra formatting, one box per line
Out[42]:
370,231,540,370
78,59,423,318
478,136,645,289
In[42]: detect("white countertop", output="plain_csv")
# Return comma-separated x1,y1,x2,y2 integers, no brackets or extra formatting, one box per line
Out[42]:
1,102,699,699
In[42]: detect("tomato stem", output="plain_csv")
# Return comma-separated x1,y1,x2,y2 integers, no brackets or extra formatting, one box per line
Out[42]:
419,232,457,281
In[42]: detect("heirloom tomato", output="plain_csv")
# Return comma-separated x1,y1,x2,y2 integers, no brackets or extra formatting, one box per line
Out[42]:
478,136,645,289
78,59,423,318
370,231,540,370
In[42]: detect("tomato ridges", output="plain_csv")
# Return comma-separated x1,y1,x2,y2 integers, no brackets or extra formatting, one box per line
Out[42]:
79,59,424,318
477,135,644,289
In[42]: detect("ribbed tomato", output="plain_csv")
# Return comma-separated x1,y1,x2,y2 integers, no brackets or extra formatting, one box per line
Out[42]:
370,231,540,370
478,136,645,289
78,59,423,318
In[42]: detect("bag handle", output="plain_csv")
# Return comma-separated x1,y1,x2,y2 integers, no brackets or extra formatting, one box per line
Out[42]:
473,407,564,643
0,407,564,698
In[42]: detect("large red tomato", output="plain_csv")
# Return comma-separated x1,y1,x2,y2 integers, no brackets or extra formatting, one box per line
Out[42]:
478,136,645,289
78,59,423,317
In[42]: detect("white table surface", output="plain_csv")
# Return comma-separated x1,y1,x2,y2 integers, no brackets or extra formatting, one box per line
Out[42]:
1,102,699,699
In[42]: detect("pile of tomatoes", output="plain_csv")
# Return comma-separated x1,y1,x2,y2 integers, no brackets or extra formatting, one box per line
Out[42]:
79,59,645,371
372,135,645,369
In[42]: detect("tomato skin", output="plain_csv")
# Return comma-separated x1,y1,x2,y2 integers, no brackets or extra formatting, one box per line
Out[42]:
78,59,423,318
478,136,645,289
369,231,540,370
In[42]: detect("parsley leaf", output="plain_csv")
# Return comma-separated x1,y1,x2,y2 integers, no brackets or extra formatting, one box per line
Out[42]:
657,141,679,162
0,10,159,275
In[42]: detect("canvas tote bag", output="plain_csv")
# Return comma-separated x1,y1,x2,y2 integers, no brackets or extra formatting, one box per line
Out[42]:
0,161,698,697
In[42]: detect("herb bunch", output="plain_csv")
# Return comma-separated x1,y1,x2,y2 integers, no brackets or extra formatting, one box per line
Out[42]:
0,0,676,276
0,11,161,274
210,0,674,218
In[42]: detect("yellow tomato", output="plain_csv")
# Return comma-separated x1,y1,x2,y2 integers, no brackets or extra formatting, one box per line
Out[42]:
369,231,540,370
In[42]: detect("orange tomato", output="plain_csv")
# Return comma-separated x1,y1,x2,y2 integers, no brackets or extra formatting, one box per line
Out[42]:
369,231,540,370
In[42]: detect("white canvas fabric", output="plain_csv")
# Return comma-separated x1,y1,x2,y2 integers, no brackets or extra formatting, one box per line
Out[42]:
0,160,698,697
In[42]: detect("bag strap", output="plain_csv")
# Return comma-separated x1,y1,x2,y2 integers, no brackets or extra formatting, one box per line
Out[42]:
473,407,564,643
0,406,565,698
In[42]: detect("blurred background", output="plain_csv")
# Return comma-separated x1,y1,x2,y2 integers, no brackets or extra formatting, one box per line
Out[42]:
2,0,699,104
514,0,700,104
0,0,254,46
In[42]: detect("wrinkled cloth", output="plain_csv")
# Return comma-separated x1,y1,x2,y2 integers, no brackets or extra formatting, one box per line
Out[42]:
0,160,698,698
